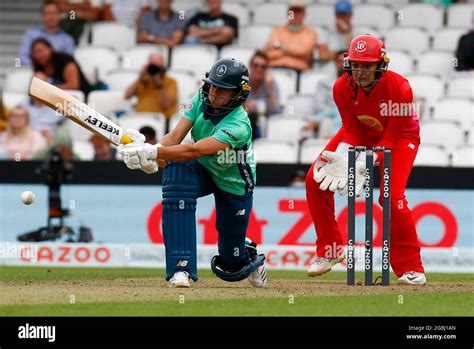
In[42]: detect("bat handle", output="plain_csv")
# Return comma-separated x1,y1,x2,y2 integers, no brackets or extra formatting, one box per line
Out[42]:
120,133,167,168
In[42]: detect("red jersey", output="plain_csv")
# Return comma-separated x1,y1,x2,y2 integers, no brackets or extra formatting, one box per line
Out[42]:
333,70,420,150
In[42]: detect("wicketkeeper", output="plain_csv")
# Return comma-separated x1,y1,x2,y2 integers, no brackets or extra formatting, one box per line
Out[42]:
118,58,267,288
306,35,426,285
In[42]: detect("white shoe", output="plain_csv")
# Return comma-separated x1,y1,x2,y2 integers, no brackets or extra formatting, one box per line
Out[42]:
307,255,345,277
398,271,427,285
248,265,267,288
169,271,190,288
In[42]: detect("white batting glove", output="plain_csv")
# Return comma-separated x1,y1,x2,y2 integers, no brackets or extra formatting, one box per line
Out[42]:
117,129,162,175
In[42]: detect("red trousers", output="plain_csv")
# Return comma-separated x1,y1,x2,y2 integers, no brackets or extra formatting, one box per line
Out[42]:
305,131,424,277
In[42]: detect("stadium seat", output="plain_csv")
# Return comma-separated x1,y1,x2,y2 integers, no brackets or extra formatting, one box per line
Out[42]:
432,99,474,133
352,25,381,38
398,4,443,35
407,74,445,110
352,4,395,32
299,70,333,94
299,139,328,164
420,120,465,151
103,69,139,91
4,67,32,93
74,46,119,83
266,116,308,140
73,140,95,161
414,144,450,166
119,112,166,140
286,94,315,116
312,26,328,43
253,3,288,26
252,138,298,164
451,145,474,167
222,3,250,26
432,28,466,51
170,45,218,78
2,91,28,109
121,44,169,70
386,50,415,76
66,90,85,103
446,78,474,99
169,113,193,143
91,22,136,54
269,69,298,106
239,25,273,49
167,70,200,105
64,118,95,142
87,90,132,117
384,27,429,56
365,0,407,5
447,4,474,28
417,51,455,78
306,4,335,28
219,45,255,66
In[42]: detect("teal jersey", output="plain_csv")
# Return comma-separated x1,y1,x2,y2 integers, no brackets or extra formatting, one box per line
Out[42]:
182,91,256,195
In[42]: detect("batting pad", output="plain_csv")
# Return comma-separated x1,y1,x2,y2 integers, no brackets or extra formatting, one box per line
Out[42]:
162,162,199,281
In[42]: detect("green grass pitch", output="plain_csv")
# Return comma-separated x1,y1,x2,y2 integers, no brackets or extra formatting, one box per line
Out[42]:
0,267,472,316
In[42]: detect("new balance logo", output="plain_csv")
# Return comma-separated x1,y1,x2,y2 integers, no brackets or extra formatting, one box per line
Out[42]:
177,260,188,267
236,209,246,216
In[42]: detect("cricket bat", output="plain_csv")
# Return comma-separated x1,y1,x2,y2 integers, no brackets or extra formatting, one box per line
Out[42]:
28,77,166,167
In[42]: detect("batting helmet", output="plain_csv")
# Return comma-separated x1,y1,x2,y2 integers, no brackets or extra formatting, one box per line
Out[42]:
200,58,251,117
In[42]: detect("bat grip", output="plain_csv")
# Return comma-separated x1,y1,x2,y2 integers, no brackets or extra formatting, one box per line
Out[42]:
120,133,167,168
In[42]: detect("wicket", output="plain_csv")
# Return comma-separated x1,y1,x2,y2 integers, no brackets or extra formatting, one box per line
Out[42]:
347,146,391,286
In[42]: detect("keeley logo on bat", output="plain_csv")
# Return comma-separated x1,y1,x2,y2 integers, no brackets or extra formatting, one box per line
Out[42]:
18,323,55,342
84,115,120,135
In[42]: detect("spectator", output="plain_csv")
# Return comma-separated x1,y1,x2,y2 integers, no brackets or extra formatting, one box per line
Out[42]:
22,72,64,144
90,134,116,160
139,126,158,144
56,0,102,44
183,0,238,48
302,50,345,138
319,1,353,62
125,53,178,118
0,98,8,132
289,170,307,188
0,106,47,160
19,0,75,66
245,50,281,139
455,14,474,71
31,38,91,97
102,0,151,27
265,1,319,72
137,0,185,48
32,126,78,161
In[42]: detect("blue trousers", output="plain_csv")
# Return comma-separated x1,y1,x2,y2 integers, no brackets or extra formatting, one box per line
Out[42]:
162,160,253,281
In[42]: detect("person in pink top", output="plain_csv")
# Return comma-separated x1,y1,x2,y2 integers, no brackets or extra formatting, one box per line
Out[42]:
0,106,47,160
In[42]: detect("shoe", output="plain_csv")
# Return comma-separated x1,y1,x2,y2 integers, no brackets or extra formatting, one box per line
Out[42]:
307,255,345,277
246,238,267,288
248,265,267,288
169,271,190,288
398,271,426,285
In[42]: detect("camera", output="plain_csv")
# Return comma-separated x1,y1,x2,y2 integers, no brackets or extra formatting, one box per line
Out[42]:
17,150,93,243
147,64,166,76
